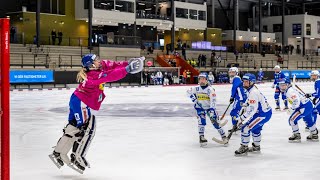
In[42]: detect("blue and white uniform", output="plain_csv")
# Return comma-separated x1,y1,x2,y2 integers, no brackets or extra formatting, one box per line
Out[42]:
257,70,264,83
273,71,288,108
239,85,272,146
187,85,225,138
230,76,248,125
311,79,320,123
286,86,317,134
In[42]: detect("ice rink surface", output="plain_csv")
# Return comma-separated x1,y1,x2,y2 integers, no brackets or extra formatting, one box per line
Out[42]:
11,82,320,180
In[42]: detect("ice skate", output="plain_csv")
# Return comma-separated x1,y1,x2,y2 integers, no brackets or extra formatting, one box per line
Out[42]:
199,135,207,147
48,151,64,169
69,153,85,174
307,129,319,142
235,144,249,156
283,106,289,110
288,133,301,143
248,143,260,153
275,106,281,111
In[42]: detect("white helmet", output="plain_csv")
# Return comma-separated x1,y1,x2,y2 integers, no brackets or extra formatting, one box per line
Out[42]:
311,70,319,76
259,68,263,71
274,65,281,70
229,67,239,73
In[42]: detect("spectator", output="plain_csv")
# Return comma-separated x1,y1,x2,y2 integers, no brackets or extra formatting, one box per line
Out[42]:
168,72,173,85
156,70,163,85
198,54,202,67
163,72,169,86
201,54,207,67
58,30,63,45
234,50,239,62
211,51,216,66
186,70,191,84
208,72,215,85
182,43,187,60
277,55,283,64
182,70,187,84
51,29,57,45
10,27,16,43
290,45,294,55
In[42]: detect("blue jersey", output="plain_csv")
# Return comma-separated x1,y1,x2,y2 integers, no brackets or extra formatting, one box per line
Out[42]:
258,71,264,78
312,79,320,98
231,76,247,103
274,71,286,85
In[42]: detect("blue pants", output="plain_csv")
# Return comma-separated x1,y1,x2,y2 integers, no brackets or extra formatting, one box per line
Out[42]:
230,99,242,125
289,101,316,133
68,94,91,128
196,108,225,138
312,99,320,124
241,110,272,146
274,86,288,107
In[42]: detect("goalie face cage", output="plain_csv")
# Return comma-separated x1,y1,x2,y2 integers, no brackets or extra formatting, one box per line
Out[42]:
0,18,10,180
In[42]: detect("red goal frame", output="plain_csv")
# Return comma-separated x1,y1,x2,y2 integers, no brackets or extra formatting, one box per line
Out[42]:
0,18,10,180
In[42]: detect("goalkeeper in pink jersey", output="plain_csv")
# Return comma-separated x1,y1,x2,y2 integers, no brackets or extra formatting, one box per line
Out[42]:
49,54,144,173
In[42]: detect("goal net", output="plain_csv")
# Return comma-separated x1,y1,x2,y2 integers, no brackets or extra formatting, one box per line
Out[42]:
142,67,181,85
0,18,10,180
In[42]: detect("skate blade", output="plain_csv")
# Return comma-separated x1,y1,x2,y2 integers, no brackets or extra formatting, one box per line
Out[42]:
234,152,248,157
200,142,207,147
248,150,261,153
48,154,63,169
288,139,301,143
307,139,319,142
67,164,84,174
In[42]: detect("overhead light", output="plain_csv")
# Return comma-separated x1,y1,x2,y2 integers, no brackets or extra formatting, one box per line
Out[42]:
101,3,110,6
310,37,315,40
296,37,301,39
145,8,152,11
115,4,123,7
138,3,145,5
239,35,243,38
85,19,88,22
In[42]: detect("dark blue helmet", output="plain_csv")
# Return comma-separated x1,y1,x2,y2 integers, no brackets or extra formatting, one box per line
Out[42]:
278,77,291,85
81,54,97,68
242,73,256,83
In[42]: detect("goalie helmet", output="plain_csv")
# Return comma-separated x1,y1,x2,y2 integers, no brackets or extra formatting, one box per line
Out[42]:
82,54,97,69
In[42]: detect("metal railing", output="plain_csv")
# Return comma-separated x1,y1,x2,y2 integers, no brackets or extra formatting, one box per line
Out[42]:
297,61,320,69
136,12,171,20
10,53,50,68
260,60,288,69
58,55,82,69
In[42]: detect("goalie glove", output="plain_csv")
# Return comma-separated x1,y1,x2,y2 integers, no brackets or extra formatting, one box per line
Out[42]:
126,57,145,74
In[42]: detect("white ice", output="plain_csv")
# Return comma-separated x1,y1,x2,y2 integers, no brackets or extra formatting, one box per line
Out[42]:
11,82,320,180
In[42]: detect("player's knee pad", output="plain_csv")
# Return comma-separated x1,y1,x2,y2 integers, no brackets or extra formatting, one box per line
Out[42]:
72,115,96,167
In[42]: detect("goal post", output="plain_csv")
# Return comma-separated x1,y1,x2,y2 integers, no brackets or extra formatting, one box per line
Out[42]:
0,17,10,180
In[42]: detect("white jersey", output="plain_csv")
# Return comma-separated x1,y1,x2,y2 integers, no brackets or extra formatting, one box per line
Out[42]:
285,86,309,109
187,85,216,110
208,74,214,81
241,86,271,121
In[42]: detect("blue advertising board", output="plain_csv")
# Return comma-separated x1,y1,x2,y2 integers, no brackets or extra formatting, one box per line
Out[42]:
10,70,54,83
292,24,302,35
280,70,311,79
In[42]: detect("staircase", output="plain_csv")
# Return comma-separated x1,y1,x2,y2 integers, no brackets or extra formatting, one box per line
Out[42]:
157,54,199,83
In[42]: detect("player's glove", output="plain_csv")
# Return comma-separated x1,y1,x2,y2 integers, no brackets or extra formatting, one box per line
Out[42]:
229,97,235,104
240,102,248,107
313,98,318,105
209,108,220,123
236,116,244,129
286,107,295,115
126,57,145,74
271,84,275,88
305,93,312,98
